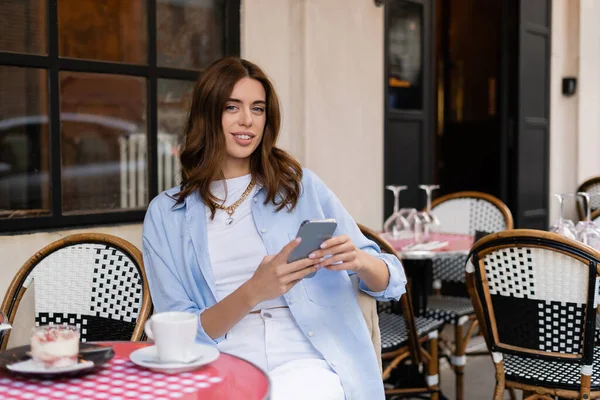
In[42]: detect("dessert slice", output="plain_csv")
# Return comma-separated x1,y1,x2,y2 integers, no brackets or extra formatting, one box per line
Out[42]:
31,325,80,368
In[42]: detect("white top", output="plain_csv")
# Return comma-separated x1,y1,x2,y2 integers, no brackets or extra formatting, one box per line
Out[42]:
206,174,287,311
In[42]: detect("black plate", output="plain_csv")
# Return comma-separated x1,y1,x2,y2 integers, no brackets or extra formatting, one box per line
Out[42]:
0,343,114,379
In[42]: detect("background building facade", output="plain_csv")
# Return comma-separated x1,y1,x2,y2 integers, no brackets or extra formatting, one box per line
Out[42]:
1,0,599,346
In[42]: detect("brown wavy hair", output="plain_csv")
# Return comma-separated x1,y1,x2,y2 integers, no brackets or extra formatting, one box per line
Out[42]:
176,57,303,218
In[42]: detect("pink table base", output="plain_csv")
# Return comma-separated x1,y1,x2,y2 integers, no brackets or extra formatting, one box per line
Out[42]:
0,342,269,400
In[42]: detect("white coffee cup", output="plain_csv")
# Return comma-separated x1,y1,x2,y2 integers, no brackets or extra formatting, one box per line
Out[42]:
144,311,198,363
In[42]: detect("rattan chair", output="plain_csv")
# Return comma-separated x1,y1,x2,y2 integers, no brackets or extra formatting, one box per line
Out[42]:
359,223,444,399
0,233,153,350
577,176,600,221
424,191,514,400
467,229,600,399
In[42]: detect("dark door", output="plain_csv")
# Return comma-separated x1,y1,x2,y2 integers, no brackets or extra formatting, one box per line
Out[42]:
436,0,504,200
384,0,435,218
511,0,551,228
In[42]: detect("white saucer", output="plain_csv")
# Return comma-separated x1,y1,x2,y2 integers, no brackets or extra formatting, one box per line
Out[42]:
130,344,219,374
7,359,94,375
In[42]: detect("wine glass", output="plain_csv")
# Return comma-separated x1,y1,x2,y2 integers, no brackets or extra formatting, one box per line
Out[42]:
575,192,600,249
549,193,577,240
413,211,432,243
419,184,441,242
383,185,409,238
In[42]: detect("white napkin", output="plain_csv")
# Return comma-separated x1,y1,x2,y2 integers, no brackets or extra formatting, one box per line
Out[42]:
0,323,11,332
402,241,449,252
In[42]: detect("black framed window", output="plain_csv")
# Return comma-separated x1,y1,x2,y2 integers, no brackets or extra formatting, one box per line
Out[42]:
0,0,240,233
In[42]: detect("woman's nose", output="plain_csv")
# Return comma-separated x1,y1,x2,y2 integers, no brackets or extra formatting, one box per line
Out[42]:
238,108,252,126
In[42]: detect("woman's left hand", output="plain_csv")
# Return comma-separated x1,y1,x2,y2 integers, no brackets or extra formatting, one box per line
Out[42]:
308,235,365,273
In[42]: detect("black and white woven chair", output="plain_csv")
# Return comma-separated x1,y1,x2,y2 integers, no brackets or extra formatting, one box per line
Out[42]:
0,234,153,350
577,176,600,221
424,191,513,400
467,229,600,399
358,223,445,399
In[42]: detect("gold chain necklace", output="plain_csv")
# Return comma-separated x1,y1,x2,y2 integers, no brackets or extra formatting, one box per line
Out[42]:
212,178,257,226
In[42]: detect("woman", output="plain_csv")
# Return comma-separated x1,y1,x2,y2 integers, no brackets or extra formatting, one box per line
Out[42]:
142,57,406,399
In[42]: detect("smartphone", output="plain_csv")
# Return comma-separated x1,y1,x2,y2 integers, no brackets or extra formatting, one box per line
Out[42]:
287,219,338,278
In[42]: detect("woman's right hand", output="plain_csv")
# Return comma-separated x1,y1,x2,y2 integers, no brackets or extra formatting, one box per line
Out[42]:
246,238,318,304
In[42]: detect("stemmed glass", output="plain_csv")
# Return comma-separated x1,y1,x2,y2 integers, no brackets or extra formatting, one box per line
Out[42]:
575,192,600,249
419,184,441,242
412,211,432,243
383,185,409,238
549,193,577,240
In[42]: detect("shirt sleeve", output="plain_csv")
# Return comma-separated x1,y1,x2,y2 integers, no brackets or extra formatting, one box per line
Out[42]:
142,201,223,345
307,169,407,301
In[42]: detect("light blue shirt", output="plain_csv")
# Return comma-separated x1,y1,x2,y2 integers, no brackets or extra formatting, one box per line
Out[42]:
142,168,407,399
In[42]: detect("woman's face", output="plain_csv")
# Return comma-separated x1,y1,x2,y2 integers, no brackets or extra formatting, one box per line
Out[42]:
221,77,266,172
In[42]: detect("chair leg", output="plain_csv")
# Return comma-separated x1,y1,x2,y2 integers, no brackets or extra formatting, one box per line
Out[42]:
453,322,466,400
493,382,505,400
428,334,440,400
507,387,517,400
455,365,465,400
491,360,506,400
580,373,591,400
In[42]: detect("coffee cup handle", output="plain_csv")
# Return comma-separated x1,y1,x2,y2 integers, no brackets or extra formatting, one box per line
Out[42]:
144,320,154,340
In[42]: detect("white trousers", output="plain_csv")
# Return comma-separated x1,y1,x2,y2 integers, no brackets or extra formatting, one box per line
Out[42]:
217,308,345,400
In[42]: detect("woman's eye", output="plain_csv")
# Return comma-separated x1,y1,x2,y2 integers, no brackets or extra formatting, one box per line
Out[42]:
252,107,265,113
225,105,238,111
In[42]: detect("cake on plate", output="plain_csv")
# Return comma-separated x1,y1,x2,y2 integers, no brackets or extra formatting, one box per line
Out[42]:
30,325,80,368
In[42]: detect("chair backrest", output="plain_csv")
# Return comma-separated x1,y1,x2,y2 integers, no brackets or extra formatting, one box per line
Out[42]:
430,191,514,236
357,223,422,365
0,234,153,350
577,176,600,221
467,229,600,366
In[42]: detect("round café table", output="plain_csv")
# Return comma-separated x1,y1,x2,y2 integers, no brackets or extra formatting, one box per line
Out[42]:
384,232,474,315
0,341,270,400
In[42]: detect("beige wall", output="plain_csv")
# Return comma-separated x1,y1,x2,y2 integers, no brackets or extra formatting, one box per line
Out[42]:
549,0,579,221
549,0,600,221
242,0,385,229
303,1,384,229
577,0,600,184
241,0,306,163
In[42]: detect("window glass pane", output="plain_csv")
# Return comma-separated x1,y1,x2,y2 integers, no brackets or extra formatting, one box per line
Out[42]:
157,79,194,192
58,0,147,64
60,72,147,213
388,1,423,110
0,0,47,55
157,0,225,70
0,66,50,219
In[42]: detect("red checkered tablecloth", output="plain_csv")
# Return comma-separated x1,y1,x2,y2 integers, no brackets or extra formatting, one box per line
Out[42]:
0,342,269,400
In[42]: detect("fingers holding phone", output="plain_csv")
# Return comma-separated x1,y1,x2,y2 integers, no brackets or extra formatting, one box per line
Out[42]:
287,219,338,278
248,237,319,303
309,234,365,273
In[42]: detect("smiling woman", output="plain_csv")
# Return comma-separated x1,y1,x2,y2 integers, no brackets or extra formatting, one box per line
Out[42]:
176,57,303,219
142,57,407,400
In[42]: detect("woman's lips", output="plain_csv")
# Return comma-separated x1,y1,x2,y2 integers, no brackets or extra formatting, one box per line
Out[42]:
231,132,254,146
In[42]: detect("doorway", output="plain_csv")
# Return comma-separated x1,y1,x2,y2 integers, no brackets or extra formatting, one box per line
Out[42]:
384,0,551,229
435,0,507,199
